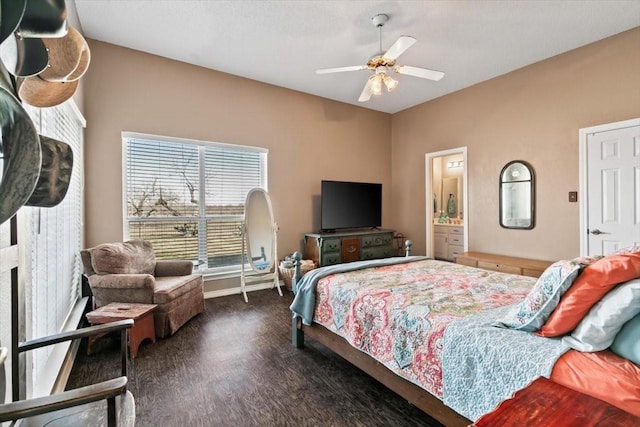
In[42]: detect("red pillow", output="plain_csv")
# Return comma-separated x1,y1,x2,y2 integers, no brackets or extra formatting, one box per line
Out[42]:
538,253,640,337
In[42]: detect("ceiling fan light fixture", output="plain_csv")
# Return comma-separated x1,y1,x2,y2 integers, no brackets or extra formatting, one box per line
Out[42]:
369,74,383,96
316,13,445,103
382,74,398,92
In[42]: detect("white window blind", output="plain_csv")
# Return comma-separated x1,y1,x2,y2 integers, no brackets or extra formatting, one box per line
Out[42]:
23,101,84,395
123,133,267,272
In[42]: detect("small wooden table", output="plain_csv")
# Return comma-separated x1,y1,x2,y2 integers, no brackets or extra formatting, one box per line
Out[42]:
86,303,157,358
472,377,640,426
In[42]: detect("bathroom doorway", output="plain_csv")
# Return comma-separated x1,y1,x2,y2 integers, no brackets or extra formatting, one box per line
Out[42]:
425,148,468,259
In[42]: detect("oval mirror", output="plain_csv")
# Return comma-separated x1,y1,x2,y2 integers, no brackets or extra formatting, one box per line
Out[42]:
244,188,275,272
499,160,535,229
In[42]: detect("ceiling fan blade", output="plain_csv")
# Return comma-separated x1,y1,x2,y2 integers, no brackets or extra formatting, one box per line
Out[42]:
395,65,445,81
358,78,372,102
383,36,416,61
316,65,367,74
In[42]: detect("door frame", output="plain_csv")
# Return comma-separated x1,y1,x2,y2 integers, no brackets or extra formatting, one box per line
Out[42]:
425,147,468,258
578,118,640,256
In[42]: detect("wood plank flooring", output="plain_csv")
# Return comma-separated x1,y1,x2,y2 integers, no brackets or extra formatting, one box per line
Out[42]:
67,289,444,427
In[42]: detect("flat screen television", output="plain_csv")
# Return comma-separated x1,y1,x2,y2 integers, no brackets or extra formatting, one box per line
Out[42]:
321,180,382,231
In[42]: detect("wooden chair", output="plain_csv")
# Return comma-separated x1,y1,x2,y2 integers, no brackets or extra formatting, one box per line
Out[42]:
0,320,135,427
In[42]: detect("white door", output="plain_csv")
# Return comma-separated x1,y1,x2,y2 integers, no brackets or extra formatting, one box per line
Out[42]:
584,122,640,256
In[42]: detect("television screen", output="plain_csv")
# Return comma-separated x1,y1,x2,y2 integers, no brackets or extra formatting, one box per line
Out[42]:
321,180,382,231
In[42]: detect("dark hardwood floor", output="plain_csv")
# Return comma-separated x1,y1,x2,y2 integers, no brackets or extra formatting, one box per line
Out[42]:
67,289,444,427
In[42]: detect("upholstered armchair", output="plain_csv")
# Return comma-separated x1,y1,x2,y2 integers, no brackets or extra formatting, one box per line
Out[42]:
81,240,204,338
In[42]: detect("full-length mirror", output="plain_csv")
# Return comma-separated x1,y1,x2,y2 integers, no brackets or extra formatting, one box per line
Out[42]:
500,160,535,229
241,188,282,302
245,189,275,271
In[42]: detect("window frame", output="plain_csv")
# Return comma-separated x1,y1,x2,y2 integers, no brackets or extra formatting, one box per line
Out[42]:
122,132,268,278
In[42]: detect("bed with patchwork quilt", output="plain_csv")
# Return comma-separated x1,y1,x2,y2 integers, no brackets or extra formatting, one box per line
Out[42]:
290,250,640,425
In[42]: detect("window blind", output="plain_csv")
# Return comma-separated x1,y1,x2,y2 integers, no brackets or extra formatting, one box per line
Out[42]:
124,133,267,272
23,101,84,394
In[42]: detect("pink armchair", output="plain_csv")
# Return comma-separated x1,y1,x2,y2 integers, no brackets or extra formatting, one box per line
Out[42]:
81,240,204,338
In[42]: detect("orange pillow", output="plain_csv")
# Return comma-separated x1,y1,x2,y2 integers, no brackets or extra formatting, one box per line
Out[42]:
538,253,640,337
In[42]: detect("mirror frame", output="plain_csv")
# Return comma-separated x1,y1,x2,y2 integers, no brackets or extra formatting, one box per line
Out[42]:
499,160,535,230
244,188,276,272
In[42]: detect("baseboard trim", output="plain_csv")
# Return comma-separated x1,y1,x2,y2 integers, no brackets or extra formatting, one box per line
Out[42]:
204,280,286,299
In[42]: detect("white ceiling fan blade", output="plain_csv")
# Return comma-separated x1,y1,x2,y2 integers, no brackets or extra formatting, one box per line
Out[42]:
382,36,416,61
358,78,372,102
316,65,367,74
395,65,445,81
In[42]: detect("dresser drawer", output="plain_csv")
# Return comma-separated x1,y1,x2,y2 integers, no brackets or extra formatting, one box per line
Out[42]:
449,235,464,246
362,233,393,248
477,261,521,275
448,245,464,261
321,238,341,253
362,246,394,260
455,256,477,268
449,227,464,235
341,237,361,263
321,252,342,266
433,225,449,234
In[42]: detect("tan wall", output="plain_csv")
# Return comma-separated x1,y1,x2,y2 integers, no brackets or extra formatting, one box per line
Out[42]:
83,28,640,292
391,28,640,261
82,41,391,292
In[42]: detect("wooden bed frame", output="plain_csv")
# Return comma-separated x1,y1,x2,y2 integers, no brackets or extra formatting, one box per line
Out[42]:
290,246,471,427
292,318,471,427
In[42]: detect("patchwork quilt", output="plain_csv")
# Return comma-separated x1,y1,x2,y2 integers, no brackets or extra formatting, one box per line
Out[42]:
299,259,535,398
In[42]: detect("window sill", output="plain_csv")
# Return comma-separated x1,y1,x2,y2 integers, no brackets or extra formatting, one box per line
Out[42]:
201,268,242,281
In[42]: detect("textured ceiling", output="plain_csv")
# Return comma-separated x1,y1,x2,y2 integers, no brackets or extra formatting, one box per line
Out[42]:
73,1,640,114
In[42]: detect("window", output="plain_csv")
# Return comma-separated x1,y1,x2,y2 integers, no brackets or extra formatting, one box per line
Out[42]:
0,101,85,396
123,133,267,274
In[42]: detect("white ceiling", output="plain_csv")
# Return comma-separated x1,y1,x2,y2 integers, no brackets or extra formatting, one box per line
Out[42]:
73,1,640,114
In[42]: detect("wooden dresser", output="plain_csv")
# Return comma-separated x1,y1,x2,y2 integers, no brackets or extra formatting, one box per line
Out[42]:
304,229,395,267
456,251,552,278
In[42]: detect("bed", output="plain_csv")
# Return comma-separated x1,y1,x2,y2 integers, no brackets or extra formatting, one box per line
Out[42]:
289,251,640,426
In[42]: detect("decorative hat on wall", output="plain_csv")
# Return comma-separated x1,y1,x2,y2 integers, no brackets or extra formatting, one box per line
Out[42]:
0,0,90,225
26,136,74,208
0,0,26,45
0,32,49,76
39,27,90,81
0,0,90,106
17,26,90,107
0,85,42,225
17,0,68,38
17,75,79,108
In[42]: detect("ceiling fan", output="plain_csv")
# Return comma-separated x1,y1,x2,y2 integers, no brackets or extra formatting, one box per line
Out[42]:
316,13,444,102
